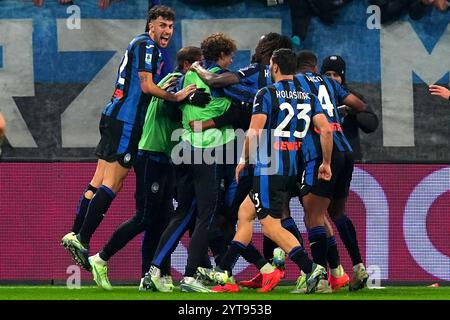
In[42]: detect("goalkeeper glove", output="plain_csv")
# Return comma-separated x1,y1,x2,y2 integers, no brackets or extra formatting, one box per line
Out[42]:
188,88,211,107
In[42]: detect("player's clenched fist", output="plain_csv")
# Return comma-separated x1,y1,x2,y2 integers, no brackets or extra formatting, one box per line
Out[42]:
318,163,332,181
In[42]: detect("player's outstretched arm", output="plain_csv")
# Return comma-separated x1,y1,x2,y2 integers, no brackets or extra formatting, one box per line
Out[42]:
189,119,216,132
0,112,5,154
189,104,240,132
313,113,333,181
342,93,367,113
0,112,5,139
429,85,450,101
139,71,196,102
190,61,240,88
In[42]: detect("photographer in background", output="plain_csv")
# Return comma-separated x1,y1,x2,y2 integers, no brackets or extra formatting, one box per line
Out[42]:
321,55,378,160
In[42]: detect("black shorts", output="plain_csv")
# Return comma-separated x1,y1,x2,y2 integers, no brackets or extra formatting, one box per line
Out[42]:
224,165,254,221
95,114,142,168
299,151,354,200
134,151,175,226
250,175,297,220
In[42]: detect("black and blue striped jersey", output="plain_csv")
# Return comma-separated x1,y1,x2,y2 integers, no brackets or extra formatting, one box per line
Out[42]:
294,72,353,158
103,33,163,126
252,79,324,176
223,63,272,104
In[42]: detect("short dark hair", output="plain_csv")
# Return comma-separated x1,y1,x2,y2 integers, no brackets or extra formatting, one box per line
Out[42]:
271,49,297,75
297,50,318,71
148,5,175,22
176,46,202,70
252,32,293,64
201,33,237,62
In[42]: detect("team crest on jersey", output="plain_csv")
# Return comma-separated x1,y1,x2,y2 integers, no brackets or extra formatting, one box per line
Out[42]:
151,182,159,193
124,153,131,164
145,53,153,65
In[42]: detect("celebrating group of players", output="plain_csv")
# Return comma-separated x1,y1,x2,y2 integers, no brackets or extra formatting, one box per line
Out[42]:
61,5,371,294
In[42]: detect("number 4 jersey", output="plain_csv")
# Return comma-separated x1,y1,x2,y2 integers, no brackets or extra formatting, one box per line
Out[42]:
294,72,353,160
252,79,324,177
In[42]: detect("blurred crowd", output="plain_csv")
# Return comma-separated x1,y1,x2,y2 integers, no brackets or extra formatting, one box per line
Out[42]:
32,0,120,9
31,0,152,9
370,0,449,23
29,0,449,47
270,0,449,46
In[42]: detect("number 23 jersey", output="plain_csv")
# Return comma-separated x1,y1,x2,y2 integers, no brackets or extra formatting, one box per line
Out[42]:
252,79,324,177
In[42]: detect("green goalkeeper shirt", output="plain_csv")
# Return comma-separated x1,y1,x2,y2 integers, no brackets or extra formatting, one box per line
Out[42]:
180,66,235,148
138,72,183,157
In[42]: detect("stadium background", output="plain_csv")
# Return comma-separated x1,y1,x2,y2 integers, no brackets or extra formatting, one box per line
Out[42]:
0,0,448,284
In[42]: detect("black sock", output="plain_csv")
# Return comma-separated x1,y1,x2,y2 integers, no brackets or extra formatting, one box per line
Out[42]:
263,236,277,261
308,226,328,268
71,184,97,234
281,217,304,247
218,240,246,274
160,256,171,277
334,215,363,266
289,246,313,274
99,214,143,262
208,230,228,266
79,185,115,245
141,231,152,277
326,236,340,270
241,242,267,270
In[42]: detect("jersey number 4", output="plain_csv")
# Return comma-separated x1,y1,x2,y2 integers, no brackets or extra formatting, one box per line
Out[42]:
318,85,334,117
274,102,311,139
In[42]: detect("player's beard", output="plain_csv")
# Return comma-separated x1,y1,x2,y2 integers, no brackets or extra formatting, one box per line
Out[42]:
270,68,276,83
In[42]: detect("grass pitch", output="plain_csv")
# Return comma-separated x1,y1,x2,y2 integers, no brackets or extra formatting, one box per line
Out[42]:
0,285,449,300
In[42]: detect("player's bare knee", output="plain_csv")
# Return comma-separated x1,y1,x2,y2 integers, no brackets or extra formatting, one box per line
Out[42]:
84,190,95,199
102,180,123,194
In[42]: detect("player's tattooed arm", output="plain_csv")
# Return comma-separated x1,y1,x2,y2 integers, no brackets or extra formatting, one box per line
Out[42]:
190,61,239,88
139,71,196,102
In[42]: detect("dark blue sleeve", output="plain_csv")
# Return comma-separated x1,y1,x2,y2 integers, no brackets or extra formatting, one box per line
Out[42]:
136,40,161,74
233,64,259,82
310,94,325,116
222,83,257,104
333,80,350,104
253,88,270,115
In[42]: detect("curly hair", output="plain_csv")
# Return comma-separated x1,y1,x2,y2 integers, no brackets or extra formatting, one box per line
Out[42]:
200,33,237,62
148,5,175,22
252,33,292,64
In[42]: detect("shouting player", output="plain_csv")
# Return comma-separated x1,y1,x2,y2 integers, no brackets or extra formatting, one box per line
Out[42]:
61,5,196,271
85,47,208,291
